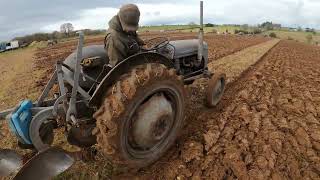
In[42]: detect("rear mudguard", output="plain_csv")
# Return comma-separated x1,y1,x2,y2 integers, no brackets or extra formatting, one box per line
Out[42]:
89,52,174,107
63,45,109,90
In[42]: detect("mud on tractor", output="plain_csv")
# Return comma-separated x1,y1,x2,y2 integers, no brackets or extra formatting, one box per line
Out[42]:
0,1,226,178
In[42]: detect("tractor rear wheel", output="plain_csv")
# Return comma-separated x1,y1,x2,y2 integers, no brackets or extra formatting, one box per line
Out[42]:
94,63,186,168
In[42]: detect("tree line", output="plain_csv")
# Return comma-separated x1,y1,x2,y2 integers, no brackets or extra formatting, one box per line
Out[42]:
13,23,105,45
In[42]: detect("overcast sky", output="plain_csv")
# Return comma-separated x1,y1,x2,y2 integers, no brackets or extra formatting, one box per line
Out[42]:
1,0,320,41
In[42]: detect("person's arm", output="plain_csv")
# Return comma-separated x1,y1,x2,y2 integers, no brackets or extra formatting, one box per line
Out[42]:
106,36,127,67
136,34,145,46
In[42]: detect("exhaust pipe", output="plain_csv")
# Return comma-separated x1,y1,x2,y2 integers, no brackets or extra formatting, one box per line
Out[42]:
198,1,204,62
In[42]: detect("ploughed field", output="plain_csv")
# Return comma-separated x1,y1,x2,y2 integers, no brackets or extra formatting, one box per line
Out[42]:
131,40,320,179
3,33,320,179
33,32,269,86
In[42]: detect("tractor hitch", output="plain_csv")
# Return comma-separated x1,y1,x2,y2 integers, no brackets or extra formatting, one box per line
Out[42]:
0,31,90,179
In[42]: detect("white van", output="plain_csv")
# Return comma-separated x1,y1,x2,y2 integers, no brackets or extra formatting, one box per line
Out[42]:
6,40,19,50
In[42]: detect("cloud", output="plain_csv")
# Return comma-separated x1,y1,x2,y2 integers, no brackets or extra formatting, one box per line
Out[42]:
0,0,186,40
0,0,320,41
68,0,320,29
43,3,200,31
41,7,119,31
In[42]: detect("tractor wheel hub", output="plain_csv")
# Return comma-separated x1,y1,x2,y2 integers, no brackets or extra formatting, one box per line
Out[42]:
132,94,173,149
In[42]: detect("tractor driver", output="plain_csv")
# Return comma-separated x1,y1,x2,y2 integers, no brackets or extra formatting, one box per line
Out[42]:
104,4,144,67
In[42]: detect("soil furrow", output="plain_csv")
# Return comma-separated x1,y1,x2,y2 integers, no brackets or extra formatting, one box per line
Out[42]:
117,39,281,179
0,35,274,179
132,40,320,180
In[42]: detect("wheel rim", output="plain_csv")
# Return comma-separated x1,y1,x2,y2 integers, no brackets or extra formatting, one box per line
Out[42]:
131,93,174,149
29,109,55,151
211,77,225,105
123,86,182,159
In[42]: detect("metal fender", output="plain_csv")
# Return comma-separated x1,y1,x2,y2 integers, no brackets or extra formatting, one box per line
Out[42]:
89,52,174,107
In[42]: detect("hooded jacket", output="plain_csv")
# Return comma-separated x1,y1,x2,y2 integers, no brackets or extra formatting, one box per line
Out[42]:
105,15,144,67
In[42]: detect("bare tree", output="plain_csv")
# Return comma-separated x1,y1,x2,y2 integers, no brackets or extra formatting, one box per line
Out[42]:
60,23,74,36
188,22,197,26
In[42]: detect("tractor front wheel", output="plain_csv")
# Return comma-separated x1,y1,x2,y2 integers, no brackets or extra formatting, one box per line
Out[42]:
205,73,226,107
94,63,186,168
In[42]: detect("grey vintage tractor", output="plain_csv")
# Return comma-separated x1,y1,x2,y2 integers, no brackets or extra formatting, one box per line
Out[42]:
0,1,226,179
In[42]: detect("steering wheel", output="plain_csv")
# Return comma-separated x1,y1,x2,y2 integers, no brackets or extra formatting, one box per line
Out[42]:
143,37,170,51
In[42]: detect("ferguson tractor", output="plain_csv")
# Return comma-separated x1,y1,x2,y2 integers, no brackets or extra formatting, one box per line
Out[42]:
0,1,226,179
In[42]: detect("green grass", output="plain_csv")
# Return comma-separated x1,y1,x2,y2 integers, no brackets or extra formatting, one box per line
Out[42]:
264,30,320,44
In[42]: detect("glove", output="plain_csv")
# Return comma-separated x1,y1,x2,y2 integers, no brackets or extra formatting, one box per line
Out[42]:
81,57,103,69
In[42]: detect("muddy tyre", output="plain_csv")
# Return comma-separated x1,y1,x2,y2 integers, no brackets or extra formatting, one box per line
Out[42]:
94,63,186,168
205,73,226,107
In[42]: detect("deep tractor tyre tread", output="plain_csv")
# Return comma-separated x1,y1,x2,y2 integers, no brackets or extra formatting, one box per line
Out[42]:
93,63,186,168
205,73,226,108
